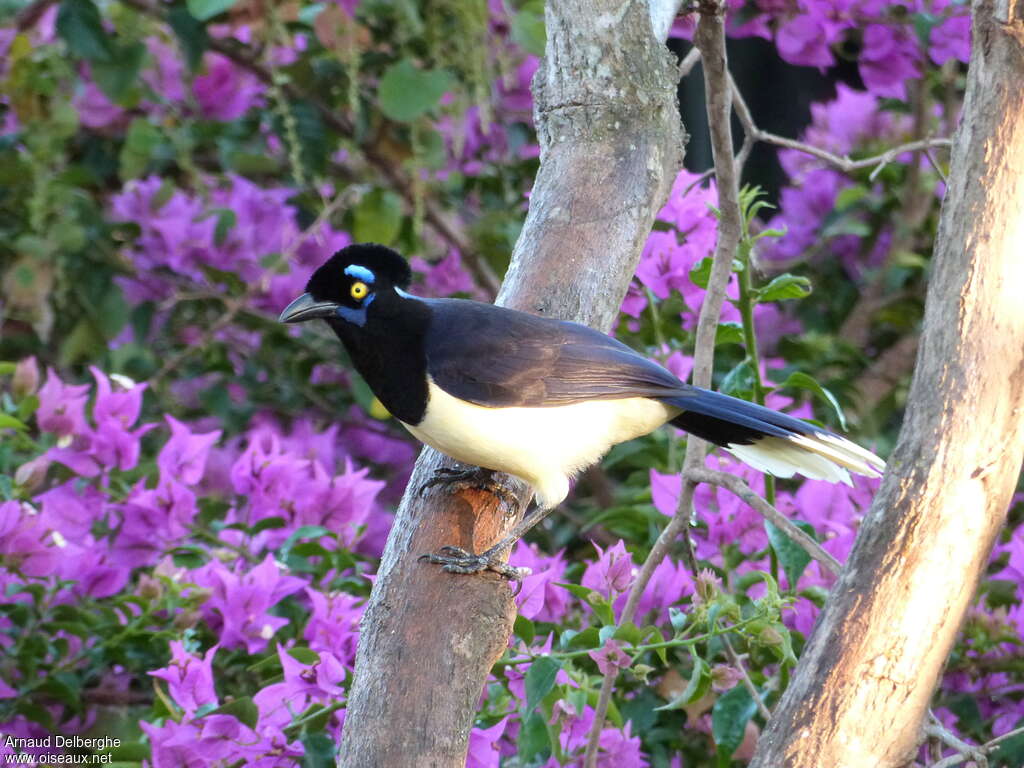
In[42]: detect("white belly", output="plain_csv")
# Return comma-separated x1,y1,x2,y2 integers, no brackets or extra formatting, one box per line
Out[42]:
401,378,678,509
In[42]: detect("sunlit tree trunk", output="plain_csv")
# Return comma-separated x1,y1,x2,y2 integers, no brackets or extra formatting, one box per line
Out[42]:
750,2,1024,765
337,1,684,765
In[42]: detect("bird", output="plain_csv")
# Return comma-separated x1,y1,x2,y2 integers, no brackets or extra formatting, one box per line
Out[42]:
280,243,885,579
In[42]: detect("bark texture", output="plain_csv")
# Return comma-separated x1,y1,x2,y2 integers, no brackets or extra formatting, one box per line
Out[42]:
337,2,684,765
750,3,1024,766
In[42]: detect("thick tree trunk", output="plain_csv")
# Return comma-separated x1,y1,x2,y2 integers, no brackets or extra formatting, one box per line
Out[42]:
337,2,684,765
750,2,1024,766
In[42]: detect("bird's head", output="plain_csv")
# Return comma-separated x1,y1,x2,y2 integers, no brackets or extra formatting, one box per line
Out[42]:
278,243,413,328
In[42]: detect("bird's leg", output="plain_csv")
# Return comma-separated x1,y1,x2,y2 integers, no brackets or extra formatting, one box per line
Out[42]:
419,465,519,510
418,504,559,582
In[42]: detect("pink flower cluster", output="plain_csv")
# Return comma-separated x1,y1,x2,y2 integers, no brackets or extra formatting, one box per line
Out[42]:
109,174,350,315
670,0,970,100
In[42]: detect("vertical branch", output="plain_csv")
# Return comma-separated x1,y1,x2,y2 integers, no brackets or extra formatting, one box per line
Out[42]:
582,1,744,764
750,1,1024,765
337,1,684,765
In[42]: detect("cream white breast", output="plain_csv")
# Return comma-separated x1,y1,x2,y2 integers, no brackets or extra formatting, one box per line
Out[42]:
401,377,679,510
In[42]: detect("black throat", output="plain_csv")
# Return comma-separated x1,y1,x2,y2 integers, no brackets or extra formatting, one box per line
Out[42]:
325,293,432,425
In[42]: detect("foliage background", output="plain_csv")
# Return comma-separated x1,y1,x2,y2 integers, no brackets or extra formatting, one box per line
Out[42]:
0,0,1021,766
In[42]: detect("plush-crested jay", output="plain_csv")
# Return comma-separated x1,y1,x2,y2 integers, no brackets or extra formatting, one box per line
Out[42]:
280,244,884,578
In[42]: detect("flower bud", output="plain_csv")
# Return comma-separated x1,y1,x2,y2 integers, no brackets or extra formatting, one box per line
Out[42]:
12,356,40,399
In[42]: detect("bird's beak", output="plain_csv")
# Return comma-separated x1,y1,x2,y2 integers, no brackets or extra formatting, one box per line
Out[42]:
279,293,340,323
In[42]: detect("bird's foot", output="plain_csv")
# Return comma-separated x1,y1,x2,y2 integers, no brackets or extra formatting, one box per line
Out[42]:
419,467,519,510
418,545,532,584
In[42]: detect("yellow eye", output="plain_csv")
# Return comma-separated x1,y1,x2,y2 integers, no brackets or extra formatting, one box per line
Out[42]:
350,281,369,300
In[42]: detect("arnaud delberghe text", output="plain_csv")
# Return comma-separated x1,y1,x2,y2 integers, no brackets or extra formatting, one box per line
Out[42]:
5,735,121,750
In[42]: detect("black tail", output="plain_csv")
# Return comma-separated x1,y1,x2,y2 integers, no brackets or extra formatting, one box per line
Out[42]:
663,387,884,484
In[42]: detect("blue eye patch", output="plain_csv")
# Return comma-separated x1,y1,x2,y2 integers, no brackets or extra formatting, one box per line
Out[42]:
336,293,374,327
344,265,376,284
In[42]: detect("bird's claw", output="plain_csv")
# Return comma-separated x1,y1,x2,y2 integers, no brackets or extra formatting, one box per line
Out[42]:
418,545,532,588
418,467,519,510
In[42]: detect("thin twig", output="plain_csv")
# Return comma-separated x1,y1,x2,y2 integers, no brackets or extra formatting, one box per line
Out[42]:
725,74,952,178
926,712,989,768
922,144,950,185
687,468,841,576
583,2,743,764
722,635,771,719
758,131,952,176
678,46,702,79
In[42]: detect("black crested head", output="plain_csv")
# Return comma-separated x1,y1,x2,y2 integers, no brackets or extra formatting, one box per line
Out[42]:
305,243,412,302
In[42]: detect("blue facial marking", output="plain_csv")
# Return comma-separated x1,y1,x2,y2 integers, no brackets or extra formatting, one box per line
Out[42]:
336,292,374,327
394,287,423,301
344,264,376,284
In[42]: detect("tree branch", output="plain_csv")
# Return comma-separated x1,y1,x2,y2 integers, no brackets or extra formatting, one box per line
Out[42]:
750,2,1024,763
338,1,685,764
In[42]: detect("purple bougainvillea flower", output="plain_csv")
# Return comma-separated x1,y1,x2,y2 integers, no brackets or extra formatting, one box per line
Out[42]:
589,639,632,676
510,541,571,623
193,555,305,653
929,13,971,66
0,501,59,577
775,14,835,68
582,540,635,597
149,642,219,717
303,587,363,667
158,415,222,486
36,368,90,439
466,716,509,768
193,54,264,121
858,24,920,100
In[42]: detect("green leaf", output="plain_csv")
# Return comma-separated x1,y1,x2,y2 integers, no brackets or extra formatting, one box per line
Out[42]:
911,11,942,47
510,5,546,56
669,607,688,634
612,621,642,646
513,615,535,646
57,0,112,62
719,359,755,398
765,519,816,590
755,273,812,303
300,732,335,768
92,42,147,102
564,626,600,651
689,256,712,289
186,0,238,22
834,184,869,211
288,646,320,665
715,322,745,345
352,188,403,246
517,711,551,763
170,546,207,570
276,100,330,176
781,371,848,431
201,696,259,729
377,59,453,123
167,6,209,71
97,286,130,340
523,656,561,713
711,685,758,759
211,208,237,247
119,119,164,181
656,649,710,710
250,516,288,534
280,525,332,560
0,413,28,431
